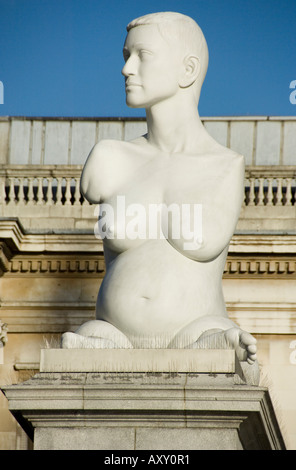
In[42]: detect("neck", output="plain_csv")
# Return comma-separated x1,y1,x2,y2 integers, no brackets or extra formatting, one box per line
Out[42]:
145,91,205,153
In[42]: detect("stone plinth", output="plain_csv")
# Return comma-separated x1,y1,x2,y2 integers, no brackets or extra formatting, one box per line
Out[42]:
2,349,285,450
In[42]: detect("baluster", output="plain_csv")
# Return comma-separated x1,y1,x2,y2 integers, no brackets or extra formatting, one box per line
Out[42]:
55,177,62,205
285,178,292,206
9,178,16,205
47,177,53,205
248,177,255,206
275,178,283,206
6,177,14,204
18,177,25,205
0,177,6,204
266,178,274,206
257,178,265,206
12,177,18,203
36,177,44,205
72,177,79,206
72,177,77,205
27,177,34,205
64,177,72,205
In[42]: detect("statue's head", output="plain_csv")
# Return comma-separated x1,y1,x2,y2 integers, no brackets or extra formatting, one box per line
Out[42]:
122,12,209,108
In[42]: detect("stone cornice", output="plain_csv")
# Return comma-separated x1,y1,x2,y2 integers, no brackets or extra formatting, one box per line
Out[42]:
1,218,295,252
1,219,296,277
0,219,102,253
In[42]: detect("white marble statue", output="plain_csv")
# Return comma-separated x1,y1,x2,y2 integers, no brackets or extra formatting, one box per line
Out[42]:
62,12,258,372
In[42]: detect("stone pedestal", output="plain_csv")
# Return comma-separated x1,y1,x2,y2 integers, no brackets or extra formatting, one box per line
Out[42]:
2,349,285,450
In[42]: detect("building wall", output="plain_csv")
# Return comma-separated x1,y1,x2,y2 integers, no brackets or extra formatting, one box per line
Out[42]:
1,116,296,166
0,117,295,450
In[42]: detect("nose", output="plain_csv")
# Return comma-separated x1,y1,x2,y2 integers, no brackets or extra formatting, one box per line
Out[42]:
121,54,137,77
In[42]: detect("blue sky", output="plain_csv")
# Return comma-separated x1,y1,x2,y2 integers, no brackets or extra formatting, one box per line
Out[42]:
0,0,296,117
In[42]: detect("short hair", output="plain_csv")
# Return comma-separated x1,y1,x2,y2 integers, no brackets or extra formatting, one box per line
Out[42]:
126,12,209,86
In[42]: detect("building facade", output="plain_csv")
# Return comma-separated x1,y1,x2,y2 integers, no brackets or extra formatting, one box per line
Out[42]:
0,116,295,449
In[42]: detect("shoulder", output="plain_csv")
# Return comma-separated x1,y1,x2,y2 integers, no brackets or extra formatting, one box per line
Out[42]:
224,150,245,170
90,136,148,157
211,147,245,175
90,139,124,156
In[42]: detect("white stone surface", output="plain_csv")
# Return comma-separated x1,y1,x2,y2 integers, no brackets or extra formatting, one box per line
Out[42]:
64,12,258,370
203,120,228,147
283,122,296,165
1,117,295,165
98,121,123,141
256,121,281,165
70,121,96,164
40,348,236,373
31,121,43,164
230,121,254,165
0,121,9,164
44,121,70,164
123,121,147,141
9,120,31,164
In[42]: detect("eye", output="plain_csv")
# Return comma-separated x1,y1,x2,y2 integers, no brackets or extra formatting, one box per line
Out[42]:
138,49,153,60
123,49,130,62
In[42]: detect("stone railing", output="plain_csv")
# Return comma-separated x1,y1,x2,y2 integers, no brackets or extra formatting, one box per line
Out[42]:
244,166,296,207
0,165,295,208
0,165,295,233
0,165,86,207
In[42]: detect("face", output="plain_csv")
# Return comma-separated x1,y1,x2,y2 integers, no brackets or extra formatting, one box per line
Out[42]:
122,24,182,109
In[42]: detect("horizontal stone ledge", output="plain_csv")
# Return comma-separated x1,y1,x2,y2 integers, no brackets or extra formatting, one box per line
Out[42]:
1,219,296,254
14,362,40,371
4,115,293,122
0,116,147,122
2,370,284,449
40,348,238,375
0,219,103,253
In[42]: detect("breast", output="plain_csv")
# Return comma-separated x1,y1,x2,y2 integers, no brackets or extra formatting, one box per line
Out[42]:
97,165,165,254
163,153,244,262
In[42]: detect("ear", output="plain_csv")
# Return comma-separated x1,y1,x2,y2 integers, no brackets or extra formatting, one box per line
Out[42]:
179,55,200,88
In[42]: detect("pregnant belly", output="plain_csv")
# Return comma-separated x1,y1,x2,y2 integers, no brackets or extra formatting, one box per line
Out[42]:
96,239,225,347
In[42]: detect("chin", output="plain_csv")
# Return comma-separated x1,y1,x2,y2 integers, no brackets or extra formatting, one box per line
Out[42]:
126,100,144,109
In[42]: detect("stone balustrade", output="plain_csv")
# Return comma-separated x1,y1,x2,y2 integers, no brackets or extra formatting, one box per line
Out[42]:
0,165,295,209
0,166,85,207
244,166,296,207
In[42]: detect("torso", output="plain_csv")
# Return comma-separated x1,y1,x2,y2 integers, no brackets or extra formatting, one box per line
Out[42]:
88,136,244,347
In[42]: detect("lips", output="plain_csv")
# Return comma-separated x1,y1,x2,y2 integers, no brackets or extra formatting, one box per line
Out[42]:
125,82,141,88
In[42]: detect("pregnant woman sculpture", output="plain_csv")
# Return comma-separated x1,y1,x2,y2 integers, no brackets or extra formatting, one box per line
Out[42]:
62,12,258,378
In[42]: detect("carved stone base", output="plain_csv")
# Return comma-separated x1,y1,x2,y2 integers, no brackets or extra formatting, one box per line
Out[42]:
2,349,285,450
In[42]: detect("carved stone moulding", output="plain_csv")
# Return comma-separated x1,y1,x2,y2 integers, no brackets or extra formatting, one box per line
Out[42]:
224,255,296,278
7,255,105,277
